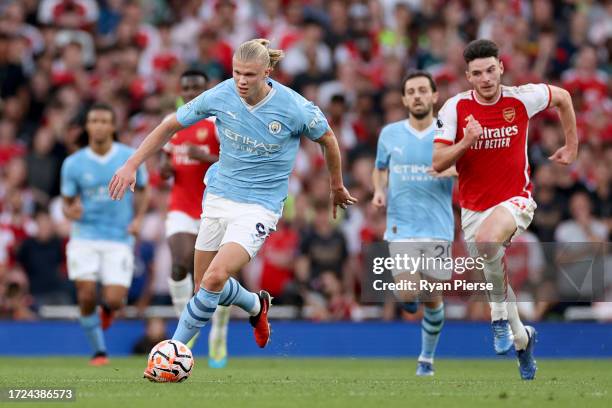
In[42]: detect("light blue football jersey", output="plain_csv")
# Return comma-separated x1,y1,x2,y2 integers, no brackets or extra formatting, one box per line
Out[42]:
177,78,329,214
60,142,148,244
375,120,454,241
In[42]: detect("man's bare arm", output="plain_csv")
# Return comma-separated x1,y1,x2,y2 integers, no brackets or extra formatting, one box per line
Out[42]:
109,113,183,200
547,85,578,165
314,130,357,218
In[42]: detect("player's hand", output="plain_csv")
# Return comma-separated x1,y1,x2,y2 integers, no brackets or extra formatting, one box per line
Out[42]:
128,216,143,237
463,115,482,147
63,198,83,221
548,144,578,165
186,143,203,160
109,162,137,200
330,185,358,219
371,190,386,209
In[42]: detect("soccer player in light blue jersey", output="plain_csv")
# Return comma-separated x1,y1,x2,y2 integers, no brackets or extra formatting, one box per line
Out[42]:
61,103,150,366
108,39,356,381
372,71,456,377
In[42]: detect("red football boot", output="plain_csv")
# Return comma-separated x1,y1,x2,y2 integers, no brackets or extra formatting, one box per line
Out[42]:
249,291,272,348
89,352,109,366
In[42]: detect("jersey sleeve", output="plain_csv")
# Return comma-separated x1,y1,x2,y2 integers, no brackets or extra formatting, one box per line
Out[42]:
298,99,330,141
135,163,148,188
60,157,78,197
375,130,390,170
176,88,217,127
434,98,459,145
513,83,552,118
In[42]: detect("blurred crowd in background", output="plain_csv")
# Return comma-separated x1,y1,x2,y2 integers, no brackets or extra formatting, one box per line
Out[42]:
0,0,610,322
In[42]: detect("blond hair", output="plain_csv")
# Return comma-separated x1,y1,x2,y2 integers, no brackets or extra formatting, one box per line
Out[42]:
234,38,284,70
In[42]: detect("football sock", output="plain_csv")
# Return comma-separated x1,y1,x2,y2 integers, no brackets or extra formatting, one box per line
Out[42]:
506,285,529,350
168,275,193,318
419,303,445,363
209,305,231,361
217,277,260,316
172,287,220,344
482,246,508,321
79,312,106,354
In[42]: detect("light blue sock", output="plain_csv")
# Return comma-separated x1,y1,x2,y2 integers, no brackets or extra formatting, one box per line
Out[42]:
218,277,259,315
172,287,220,344
79,312,106,354
419,304,445,363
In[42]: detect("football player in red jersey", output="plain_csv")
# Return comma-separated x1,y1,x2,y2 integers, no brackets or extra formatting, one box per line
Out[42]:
433,39,578,380
160,70,229,367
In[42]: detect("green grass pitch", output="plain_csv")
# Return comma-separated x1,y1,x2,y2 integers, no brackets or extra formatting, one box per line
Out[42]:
1,358,610,407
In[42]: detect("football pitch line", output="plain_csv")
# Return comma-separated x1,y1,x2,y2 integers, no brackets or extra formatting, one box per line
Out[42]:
1,358,610,408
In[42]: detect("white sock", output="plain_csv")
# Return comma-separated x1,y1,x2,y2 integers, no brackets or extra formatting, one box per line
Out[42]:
167,276,193,318
490,302,508,321
250,294,261,316
482,246,509,321
506,285,528,350
209,305,231,359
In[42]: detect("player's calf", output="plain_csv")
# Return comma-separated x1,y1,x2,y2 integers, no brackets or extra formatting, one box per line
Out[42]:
100,294,126,331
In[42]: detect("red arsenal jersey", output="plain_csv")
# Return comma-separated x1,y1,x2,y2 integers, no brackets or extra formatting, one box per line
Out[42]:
434,84,551,211
163,119,219,218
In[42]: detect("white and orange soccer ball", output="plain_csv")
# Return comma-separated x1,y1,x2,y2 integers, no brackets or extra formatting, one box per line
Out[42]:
144,340,194,383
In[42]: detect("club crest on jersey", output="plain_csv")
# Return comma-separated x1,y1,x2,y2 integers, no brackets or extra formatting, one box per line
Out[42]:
268,121,282,135
502,107,516,123
197,128,208,141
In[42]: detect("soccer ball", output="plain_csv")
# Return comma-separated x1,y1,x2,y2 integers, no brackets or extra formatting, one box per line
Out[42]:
145,340,194,383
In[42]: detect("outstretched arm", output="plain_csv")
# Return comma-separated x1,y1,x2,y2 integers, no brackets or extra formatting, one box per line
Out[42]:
314,130,358,218
109,113,183,200
547,85,578,165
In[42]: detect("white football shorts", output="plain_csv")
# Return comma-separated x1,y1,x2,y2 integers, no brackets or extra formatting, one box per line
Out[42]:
461,195,537,243
388,238,453,280
67,239,134,287
165,210,201,238
195,193,280,258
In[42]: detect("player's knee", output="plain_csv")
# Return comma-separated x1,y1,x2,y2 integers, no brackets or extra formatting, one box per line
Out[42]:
474,228,504,259
474,227,497,245
76,290,96,312
171,263,189,281
104,298,124,311
393,289,417,304
202,264,229,288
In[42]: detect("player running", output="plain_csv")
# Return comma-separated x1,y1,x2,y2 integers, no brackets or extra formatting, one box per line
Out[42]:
433,39,578,380
160,69,230,368
61,103,150,366
373,71,455,377
108,38,356,381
